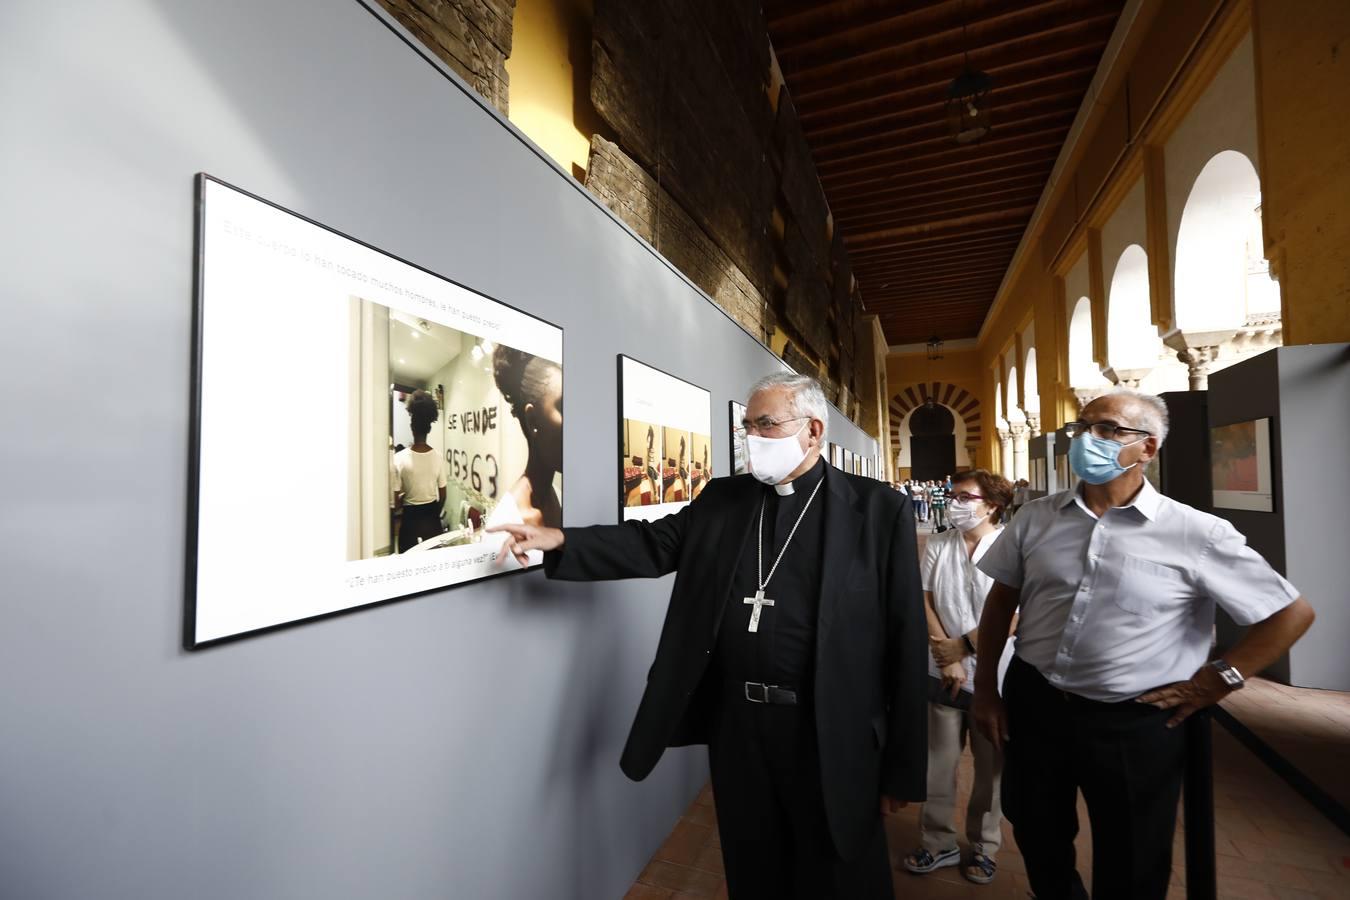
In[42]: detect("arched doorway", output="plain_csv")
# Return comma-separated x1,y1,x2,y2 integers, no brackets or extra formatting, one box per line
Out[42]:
908,401,955,480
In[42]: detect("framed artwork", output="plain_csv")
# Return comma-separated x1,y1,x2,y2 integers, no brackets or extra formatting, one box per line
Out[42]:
830,443,842,469
729,401,748,476
618,355,711,522
188,175,564,648
1211,418,1274,512
844,448,853,473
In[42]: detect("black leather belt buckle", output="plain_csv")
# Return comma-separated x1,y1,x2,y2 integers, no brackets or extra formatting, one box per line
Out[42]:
744,682,797,705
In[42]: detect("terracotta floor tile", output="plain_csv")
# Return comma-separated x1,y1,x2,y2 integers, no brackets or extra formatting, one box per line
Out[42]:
638,860,722,895
654,822,712,867
624,885,673,900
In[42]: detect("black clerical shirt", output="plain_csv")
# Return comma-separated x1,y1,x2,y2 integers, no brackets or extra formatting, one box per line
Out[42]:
715,457,826,687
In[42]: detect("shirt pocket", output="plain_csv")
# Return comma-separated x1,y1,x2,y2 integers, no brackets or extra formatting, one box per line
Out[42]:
1108,554,1189,616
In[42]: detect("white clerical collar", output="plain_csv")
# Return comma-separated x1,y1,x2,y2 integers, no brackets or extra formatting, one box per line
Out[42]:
773,481,795,496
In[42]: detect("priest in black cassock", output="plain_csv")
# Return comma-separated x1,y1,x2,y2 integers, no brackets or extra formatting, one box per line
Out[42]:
490,372,927,899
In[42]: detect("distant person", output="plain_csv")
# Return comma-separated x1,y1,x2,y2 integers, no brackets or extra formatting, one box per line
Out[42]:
929,480,948,531
903,469,1013,886
973,389,1315,900
914,481,929,523
394,390,447,553
1010,479,1029,520
487,345,563,540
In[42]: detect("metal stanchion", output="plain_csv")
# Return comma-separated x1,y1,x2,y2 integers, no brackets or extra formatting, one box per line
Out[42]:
1183,709,1217,900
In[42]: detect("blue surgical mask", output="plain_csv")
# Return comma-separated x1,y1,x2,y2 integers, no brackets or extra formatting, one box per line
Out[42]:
1069,432,1144,484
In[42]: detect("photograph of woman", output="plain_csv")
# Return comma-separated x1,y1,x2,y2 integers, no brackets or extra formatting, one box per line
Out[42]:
690,432,712,500
621,419,662,507
662,426,691,502
394,389,448,553
487,345,563,530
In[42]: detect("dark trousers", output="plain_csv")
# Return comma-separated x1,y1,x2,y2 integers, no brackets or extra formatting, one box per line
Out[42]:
397,501,442,553
707,683,893,900
1002,657,1185,900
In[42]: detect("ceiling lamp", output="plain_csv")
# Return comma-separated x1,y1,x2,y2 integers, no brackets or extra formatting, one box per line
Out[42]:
927,334,944,360
947,68,992,145
946,4,992,145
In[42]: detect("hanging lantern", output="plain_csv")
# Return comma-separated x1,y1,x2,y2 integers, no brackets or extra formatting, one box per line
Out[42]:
926,334,944,360
946,68,992,145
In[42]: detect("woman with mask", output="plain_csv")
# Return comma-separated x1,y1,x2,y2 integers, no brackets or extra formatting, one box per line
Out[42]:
903,468,1014,887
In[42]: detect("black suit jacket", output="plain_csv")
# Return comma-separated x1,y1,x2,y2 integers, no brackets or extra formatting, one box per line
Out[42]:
544,465,927,857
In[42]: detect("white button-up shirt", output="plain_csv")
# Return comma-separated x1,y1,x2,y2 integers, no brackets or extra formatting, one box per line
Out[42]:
921,525,1003,692
977,480,1300,702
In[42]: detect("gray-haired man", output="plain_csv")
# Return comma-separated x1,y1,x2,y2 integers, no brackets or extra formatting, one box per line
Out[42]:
972,389,1314,900
492,373,929,899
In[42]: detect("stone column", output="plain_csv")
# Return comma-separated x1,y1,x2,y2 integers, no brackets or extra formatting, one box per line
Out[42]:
965,444,980,470
1072,387,1107,414
1010,422,1030,482
1175,344,1222,391
998,427,1013,478
1103,366,1152,389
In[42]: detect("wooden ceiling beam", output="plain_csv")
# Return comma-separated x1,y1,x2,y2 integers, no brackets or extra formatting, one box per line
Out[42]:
800,54,1100,136
807,73,1095,155
844,227,1026,260
834,176,1046,225
783,10,1117,97
780,0,1117,85
798,43,1105,130
860,251,1019,281
826,147,1059,201
818,131,1070,189
815,109,1076,173
845,208,1035,247
829,158,1052,210
840,186,1045,233
808,89,1089,166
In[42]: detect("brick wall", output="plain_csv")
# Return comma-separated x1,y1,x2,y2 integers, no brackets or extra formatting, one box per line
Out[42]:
376,0,515,113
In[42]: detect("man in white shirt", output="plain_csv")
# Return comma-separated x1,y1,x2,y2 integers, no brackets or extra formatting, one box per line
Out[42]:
971,389,1314,900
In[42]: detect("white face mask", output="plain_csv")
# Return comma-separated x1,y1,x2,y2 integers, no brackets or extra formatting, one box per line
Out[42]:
945,500,989,533
747,421,810,485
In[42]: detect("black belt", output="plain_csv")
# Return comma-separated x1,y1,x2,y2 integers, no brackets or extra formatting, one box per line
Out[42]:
736,681,799,705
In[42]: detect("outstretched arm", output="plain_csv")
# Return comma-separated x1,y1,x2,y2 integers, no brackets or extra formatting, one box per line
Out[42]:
488,500,692,580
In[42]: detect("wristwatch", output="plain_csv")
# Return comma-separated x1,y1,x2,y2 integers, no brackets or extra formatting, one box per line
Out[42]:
1208,659,1245,690
962,634,977,655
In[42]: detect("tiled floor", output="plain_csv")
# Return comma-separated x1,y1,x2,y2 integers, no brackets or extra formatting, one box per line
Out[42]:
627,723,1350,899
626,526,1350,899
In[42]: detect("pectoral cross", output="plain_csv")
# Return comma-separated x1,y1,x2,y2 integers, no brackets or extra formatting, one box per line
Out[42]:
744,589,774,633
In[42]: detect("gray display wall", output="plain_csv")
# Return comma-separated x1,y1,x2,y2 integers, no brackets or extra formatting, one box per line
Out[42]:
0,2,879,898
1206,345,1350,692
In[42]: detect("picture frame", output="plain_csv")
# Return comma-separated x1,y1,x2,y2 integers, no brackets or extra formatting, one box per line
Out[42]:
617,355,712,522
188,174,564,648
1210,418,1274,512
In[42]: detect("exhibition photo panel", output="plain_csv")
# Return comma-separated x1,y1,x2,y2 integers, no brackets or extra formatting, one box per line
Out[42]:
618,356,710,522
191,176,563,646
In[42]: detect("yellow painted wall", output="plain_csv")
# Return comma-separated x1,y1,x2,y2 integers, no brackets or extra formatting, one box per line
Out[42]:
506,0,607,179
1254,0,1350,344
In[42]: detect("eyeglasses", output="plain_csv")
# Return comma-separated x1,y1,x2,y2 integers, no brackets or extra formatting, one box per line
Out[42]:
740,415,808,436
949,492,985,503
1063,420,1152,441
